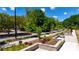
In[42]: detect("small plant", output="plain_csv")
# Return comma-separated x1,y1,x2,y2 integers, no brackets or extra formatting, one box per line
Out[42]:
40,36,53,44
43,36,52,41
0,41,6,45
24,42,32,45
6,39,13,42
24,42,29,45
41,35,57,45
46,36,52,41
0,48,3,51
19,41,22,45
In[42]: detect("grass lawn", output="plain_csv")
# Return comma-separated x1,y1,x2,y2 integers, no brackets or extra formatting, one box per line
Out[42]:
1,44,29,51
75,30,79,44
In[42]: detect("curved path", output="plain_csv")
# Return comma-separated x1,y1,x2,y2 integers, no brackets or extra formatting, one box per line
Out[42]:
60,30,79,51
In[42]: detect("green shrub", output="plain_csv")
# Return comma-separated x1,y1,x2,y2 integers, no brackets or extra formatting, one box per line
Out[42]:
44,36,57,45
41,35,58,45
43,36,52,41
0,41,6,45
6,39,13,42
0,48,3,51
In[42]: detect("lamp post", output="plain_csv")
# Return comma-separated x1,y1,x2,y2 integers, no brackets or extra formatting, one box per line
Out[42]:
14,7,17,40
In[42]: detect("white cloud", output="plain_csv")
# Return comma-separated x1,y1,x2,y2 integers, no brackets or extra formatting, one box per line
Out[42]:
53,15,58,19
41,8,45,12
2,8,6,11
64,12,68,15
10,7,15,11
50,7,55,10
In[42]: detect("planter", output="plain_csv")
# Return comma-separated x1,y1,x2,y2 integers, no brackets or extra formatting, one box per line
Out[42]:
20,39,65,51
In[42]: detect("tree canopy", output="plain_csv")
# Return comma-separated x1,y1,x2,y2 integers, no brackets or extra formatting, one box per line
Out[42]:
0,13,13,33
24,9,58,32
63,14,79,29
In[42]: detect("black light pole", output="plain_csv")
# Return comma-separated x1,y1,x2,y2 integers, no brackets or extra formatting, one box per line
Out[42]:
14,7,17,40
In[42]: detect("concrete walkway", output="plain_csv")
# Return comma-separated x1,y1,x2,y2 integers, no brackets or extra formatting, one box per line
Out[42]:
60,30,79,51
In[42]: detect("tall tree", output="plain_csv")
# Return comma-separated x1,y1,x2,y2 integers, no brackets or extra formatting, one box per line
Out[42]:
25,9,45,32
25,9,46,39
0,13,14,34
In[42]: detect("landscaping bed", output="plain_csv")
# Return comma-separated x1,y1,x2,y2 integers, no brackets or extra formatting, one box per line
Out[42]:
0,41,33,51
20,33,65,51
40,36,58,45
0,30,66,51
0,39,39,51
2,44,29,51
21,39,65,51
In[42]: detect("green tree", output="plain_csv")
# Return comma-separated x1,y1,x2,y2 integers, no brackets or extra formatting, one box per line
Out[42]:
16,16,26,31
25,9,45,32
42,17,56,32
55,19,64,29
36,27,42,39
0,13,14,34
24,9,46,39
63,14,79,29
0,13,4,31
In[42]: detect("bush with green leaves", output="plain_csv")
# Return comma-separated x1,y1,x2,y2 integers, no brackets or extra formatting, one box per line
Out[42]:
43,36,52,41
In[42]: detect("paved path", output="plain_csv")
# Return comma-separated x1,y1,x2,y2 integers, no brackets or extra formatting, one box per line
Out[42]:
0,35,36,42
0,33,38,41
60,30,79,51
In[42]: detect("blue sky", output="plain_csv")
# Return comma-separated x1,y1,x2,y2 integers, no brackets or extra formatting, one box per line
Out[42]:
0,7,79,21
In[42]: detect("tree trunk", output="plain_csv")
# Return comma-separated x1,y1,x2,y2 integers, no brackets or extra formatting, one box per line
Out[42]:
38,33,41,41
